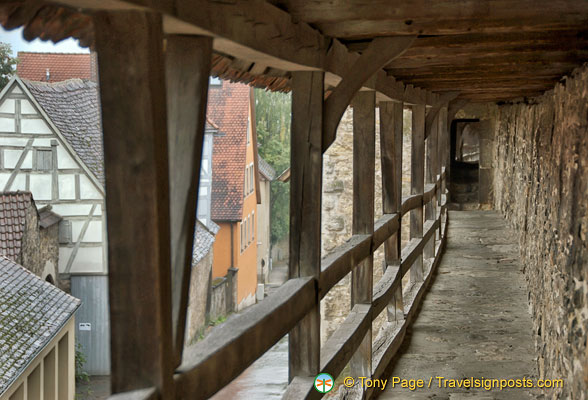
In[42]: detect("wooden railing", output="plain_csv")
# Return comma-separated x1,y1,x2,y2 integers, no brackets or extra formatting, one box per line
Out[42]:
68,5,454,400
173,72,450,398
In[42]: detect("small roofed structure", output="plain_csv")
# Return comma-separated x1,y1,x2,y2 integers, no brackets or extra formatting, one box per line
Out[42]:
0,256,80,400
0,192,61,284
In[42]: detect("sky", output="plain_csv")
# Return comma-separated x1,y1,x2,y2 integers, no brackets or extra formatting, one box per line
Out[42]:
1,26,88,56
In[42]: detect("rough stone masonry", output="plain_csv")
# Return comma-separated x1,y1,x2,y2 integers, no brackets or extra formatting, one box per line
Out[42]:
493,63,588,399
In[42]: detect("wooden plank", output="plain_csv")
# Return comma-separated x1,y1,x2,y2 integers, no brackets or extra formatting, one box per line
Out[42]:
379,100,404,323
93,10,174,397
350,90,375,379
108,388,159,400
322,36,414,151
321,304,372,375
424,92,459,139
424,112,438,259
410,103,425,284
320,234,372,298
401,193,423,216
265,0,588,29
52,0,434,106
372,213,400,251
288,71,324,381
165,35,213,366
176,277,315,400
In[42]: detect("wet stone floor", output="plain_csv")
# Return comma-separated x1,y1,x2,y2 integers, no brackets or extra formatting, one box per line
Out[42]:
380,210,540,400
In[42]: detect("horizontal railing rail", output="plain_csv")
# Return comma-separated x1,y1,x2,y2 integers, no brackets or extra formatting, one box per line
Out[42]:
172,169,448,399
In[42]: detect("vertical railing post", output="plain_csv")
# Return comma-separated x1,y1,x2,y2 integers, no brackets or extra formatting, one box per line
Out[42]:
288,71,324,381
439,107,448,207
93,11,174,397
410,104,426,283
350,90,376,378
380,101,404,324
165,35,213,366
424,111,438,257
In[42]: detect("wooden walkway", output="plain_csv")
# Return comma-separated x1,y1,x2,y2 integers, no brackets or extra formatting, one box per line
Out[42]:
380,210,539,399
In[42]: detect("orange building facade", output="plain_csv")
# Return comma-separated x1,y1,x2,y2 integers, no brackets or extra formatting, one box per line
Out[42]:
208,80,260,311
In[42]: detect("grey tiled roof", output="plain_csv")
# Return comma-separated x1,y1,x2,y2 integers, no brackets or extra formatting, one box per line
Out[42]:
0,257,80,395
258,156,276,181
192,219,219,265
22,79,105,186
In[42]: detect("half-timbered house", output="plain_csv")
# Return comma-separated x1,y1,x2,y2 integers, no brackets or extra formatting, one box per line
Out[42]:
0,76,108,374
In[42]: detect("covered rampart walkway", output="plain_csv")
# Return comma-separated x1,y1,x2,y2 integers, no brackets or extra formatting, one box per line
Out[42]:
2,1,585,400
381,211,539,399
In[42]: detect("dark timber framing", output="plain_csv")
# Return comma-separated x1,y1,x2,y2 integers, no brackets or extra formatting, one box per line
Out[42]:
350,90,376,382
1,0,548,399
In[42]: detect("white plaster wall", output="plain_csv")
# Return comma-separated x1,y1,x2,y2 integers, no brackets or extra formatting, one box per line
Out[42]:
29,174,52,200
21,119,52,134
0,98,15,113
58,175,76,200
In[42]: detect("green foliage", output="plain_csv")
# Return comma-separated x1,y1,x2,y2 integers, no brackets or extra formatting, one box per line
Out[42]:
254,88,291,244
0,43,17,91
209,315,227,326
75,342,90,383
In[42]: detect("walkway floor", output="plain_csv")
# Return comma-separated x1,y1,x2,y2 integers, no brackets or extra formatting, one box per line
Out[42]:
380,210,540,399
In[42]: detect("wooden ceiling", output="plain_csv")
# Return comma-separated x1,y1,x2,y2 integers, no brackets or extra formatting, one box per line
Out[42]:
268,0,588,101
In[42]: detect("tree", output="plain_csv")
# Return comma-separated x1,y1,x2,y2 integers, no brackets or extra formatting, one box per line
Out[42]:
254,88,291,244
0,43,17,90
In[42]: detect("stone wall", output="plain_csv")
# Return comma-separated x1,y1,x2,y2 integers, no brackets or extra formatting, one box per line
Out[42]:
320,107,413,344
492,64,588,399
20,204,59,284
186,249,213,344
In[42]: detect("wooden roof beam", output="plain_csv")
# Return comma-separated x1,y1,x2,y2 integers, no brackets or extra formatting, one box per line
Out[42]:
323,36,415,151
49,0,435,105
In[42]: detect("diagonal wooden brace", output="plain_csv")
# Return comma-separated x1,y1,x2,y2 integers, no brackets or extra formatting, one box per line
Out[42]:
425,91,460,139
322,36,416,152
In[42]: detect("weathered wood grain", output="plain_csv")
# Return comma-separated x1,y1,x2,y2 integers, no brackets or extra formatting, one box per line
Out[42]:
322,36,414,151
176,278,315,400
165,35,212,367
288,71,324,381
93,10,174,397
351,90,375,379
379,100,405,323
410,104,425,283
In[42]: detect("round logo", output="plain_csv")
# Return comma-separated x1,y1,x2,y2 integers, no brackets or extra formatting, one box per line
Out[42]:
314,373,334,394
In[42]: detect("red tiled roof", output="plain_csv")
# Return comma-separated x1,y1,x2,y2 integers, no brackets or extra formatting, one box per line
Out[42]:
208,81,251,221
0,192,34,261
16,52,93,83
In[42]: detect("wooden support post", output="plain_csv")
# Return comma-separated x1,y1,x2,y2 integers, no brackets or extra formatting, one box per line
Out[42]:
379,101,404,324
410,104,425,283
288,71,324,382
93,11,174,397
424,111,438,258
350,90,375,378
438,107,448,207
165,35,213,366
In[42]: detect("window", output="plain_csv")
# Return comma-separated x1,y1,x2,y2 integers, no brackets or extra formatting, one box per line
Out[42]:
36,149,52,171
240,222,244,251
58,220,72,244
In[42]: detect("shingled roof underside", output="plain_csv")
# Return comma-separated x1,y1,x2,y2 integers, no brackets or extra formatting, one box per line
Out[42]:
22,79,105,186
208,81,250,221
0,257,80,396
0,192,33,262
16,52,92,83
